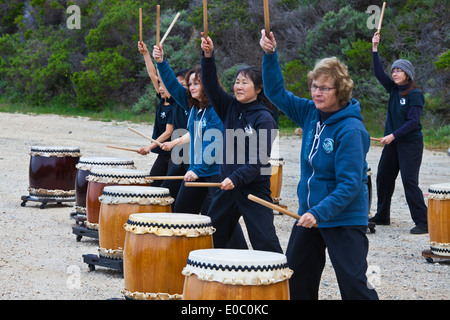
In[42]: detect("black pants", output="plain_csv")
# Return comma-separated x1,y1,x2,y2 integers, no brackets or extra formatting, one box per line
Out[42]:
161,162,188,201
149,153,171,187
175,174,248,249
207,183,282,253
375,139,428,226
286,225,379,300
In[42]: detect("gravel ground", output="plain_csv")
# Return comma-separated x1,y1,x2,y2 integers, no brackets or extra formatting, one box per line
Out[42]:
0,112,448,300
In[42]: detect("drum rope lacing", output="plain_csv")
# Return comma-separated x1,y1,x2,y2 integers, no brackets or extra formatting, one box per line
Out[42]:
185,258,289,273
88,172,148,179
102,190,171,199
125,219,213,230
78,161,134,166
30,147,80,153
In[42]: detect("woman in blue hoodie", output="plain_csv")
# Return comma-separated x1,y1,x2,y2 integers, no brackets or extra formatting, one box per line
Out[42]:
260,31,378,300
201,35,282,254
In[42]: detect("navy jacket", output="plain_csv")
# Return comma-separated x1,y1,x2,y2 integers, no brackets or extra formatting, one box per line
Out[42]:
202,53,277,188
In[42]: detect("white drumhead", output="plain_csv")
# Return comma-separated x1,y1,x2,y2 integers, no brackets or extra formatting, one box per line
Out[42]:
428,183,450,200
76,156,135,170
99,186,173,205
128,212,211,225
86,168,151,184
124,213,215,237
30,146,81,157
182,249,293,286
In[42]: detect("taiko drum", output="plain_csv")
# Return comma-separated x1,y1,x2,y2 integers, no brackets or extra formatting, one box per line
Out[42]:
182,249,293,300
85,168,152,230
427,183,450,256
98,186,173,260
74,157,135,215
123,213,215,300
28,146,81,200
269,158,284,204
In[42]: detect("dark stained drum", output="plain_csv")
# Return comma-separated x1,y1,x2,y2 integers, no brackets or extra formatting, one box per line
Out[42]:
85,168,152,230
182,249,293,300
28,146,81,200
98,186,174,260
123,213,215,300
74,157,135,216
427,183,450,256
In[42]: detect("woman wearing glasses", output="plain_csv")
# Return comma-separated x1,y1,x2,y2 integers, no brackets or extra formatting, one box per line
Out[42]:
370,32,428,235
260,30,378,300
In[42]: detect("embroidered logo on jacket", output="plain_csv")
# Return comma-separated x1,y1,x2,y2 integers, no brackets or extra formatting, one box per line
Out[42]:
400,98,406,106
322,138,334,153
161,111,166,119
244,124,253,134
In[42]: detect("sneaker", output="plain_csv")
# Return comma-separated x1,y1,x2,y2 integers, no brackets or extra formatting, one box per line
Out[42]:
369,216,390,225
410,224,428,234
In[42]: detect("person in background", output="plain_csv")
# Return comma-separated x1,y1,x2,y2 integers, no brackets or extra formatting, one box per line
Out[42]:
260,30,378,300
137,41,174,187
370,32,428,235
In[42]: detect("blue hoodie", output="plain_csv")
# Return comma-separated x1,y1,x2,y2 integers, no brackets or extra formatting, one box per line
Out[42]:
202,54,277,188
157,60,222,177
262,52,370,228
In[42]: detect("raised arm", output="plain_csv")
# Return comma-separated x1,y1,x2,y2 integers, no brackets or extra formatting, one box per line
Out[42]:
138,41,159,92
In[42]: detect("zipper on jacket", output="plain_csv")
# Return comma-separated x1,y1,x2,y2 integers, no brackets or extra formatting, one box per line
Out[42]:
307,121,326,209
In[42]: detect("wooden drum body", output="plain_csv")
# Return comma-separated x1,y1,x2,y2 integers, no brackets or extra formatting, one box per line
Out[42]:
427,183,450,256
123,213,215,300
182,249,293,300
269,158,284,204
98,186,173,260
74,157,135,215
85,168,152,230
28,146,81,200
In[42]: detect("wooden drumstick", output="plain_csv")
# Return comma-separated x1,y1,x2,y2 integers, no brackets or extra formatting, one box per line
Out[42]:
248,194,318,227
139,8,143,42
160,12,180,45
264,0,270,36
146,176,184,180
370,137,382,142
185,182,222,187
107,145,139,153
377,2,386,33
203,0,208,38
156,5,161,46
128,127,162,146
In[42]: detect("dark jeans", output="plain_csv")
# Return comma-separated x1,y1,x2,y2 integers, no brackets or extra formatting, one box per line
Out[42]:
286,225,379,300
375,139,428,226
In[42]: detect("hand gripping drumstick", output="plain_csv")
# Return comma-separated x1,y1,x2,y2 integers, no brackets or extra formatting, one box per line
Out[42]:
128,127,162,146
160,12,181,45
377,2,387,33
107,145,139,153
248,194,318,227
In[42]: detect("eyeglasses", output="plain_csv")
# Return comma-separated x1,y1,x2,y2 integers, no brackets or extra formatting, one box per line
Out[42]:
310,85,336,94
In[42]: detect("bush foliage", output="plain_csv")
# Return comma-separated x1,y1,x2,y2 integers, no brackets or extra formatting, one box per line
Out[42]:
0,0,448,133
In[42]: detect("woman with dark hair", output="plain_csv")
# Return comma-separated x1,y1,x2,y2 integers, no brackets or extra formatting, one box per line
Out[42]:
201,35,282,254
153,44,247,248
370,32,428,234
